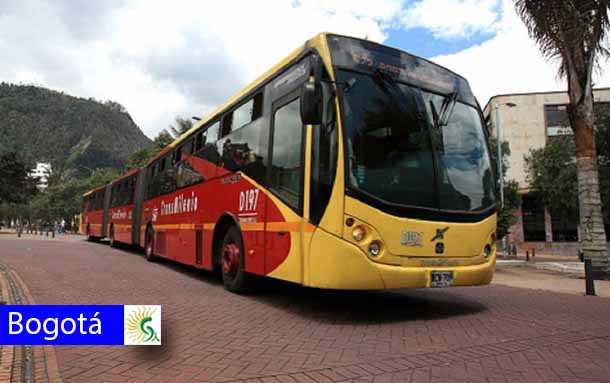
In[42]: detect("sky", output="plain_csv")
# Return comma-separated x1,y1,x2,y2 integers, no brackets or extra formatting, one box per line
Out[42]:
1,0,609,139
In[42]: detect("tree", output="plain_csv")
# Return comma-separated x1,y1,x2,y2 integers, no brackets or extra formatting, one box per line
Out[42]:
153,129,174,151
524,104,610,241
25,167,119,228
168,116,193,138
596,103,610,225
0,149,37,204
525,136,579,221
489,140,521,240
126,148,151,170
516,1,610,272
125,130,174,171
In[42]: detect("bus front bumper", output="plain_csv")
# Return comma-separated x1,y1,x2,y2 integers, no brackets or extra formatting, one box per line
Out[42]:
308,228,495,290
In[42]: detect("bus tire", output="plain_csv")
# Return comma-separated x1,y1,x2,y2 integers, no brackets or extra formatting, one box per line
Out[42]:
145,226,157,262
220,226,253,294
109,225,117,248
86,225,99,242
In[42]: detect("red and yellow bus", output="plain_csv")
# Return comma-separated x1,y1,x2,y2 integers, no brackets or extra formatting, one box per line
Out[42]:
82,33,497,293
82,184,108,241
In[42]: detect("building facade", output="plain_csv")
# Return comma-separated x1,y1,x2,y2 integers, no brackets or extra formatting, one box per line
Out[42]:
29,162,51,190
483,88,610,255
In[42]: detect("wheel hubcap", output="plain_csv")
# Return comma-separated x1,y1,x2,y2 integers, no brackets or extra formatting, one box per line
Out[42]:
222,243,240,277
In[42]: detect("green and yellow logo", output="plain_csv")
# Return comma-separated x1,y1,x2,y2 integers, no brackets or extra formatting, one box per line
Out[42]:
124,305,161,345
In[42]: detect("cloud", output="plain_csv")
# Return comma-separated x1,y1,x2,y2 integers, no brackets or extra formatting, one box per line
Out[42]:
0,0,396,138
430,0,610,107
1,0,609,141
400,0,501,39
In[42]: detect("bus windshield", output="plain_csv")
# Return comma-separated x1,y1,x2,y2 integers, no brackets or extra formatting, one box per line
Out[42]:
337,69,495,213
327,34,495,216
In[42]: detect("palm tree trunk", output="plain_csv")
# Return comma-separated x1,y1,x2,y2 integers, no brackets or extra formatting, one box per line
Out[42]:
576,157,609,271
570,102,609,274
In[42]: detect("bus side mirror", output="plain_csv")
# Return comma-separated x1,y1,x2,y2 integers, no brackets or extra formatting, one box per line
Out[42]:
300,81,322,125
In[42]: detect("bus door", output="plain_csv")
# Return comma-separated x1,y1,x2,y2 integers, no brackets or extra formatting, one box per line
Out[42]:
264,91,307,281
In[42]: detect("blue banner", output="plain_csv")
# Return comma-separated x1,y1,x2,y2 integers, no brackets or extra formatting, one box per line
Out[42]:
0,305,161,346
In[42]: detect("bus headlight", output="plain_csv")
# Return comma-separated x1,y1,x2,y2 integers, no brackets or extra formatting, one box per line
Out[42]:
352,226,366,242
483,244,492,258
368,240,382,257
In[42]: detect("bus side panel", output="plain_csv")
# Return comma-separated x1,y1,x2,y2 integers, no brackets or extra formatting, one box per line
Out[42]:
85,210,104,237
139,173,293,278
199,175,269,276
108,205,134,244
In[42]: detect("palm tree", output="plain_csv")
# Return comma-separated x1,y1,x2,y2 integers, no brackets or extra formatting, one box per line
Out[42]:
168,116,193,139
515,0,610,272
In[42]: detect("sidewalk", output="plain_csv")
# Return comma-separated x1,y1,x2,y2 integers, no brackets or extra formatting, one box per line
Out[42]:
0,229,85,243
0,262,63,383
493,265,610,297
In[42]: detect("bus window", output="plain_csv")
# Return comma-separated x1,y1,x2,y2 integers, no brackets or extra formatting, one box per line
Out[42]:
218,118,268,184
232,99,253,131
172,150,181,165
221,113,232,137
206,121,220,142
270,98,303,211
252,93,263,120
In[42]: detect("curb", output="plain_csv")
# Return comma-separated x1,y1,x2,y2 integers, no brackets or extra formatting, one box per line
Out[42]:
496,260,585,276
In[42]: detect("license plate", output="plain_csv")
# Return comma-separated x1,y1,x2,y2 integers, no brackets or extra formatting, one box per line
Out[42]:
430,271,454,288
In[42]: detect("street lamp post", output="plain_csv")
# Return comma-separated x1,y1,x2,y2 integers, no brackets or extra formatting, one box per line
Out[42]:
494,102,516,256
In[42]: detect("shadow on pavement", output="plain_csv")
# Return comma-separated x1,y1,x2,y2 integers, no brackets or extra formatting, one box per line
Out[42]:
251,278,488,324
100,239,487,324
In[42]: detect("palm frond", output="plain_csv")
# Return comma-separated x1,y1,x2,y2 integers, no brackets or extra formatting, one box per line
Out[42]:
515,0,610,81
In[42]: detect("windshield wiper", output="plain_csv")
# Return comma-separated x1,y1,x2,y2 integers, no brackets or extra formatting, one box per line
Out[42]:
429,91,459,131
438,91,458,127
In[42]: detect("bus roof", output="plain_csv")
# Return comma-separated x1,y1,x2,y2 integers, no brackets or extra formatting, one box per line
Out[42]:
82,183,106,197
111,167,139,183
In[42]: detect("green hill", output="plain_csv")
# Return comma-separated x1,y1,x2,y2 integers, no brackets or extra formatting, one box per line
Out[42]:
0,82,151,176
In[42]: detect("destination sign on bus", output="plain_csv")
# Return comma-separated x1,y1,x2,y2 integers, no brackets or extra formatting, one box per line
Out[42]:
327,34,477,106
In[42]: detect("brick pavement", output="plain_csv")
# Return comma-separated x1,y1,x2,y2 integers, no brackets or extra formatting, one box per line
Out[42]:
0,256,63,382
1,236,610,382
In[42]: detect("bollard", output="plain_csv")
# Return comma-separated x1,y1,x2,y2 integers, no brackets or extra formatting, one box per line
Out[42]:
46,230,48,237
17,228,21,238
52,230,55,238
584,258,596,296
532,248,535,258
526,251,530,262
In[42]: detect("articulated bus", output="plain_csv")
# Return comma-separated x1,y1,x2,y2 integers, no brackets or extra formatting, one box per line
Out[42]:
81,33,497,293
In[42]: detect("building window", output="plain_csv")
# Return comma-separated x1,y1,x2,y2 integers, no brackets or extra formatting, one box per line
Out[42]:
522,195,546,241
545,104,572,139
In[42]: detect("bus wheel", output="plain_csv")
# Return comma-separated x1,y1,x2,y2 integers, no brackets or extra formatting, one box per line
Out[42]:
221,226,253,294
145,226,156,262
86,226,98,242
109,225,116,248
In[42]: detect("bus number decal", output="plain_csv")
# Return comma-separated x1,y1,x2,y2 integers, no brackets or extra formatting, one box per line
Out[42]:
239,189,259,212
